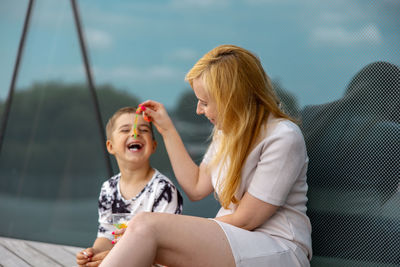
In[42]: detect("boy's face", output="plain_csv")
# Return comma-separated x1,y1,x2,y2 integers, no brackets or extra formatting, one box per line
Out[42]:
106,113,157,166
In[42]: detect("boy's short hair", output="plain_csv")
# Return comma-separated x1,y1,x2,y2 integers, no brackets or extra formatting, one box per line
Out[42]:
106,106,155,140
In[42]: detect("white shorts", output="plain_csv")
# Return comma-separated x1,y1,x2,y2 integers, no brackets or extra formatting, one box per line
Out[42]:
212,219,309,267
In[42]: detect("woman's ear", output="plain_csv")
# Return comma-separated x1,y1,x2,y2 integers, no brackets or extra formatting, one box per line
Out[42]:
106,140,115,154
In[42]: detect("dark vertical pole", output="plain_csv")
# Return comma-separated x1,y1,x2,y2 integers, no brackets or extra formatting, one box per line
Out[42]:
0,0,35,155
70,0,113,176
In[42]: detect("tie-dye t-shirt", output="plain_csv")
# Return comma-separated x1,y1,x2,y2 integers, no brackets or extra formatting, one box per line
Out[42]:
97,169,183,240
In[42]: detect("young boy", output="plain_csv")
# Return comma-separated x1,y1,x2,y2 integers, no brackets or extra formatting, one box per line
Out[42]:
76,107,183,266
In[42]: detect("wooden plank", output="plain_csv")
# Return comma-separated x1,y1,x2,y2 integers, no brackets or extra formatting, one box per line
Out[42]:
1,237,62,267
26,240,78,267
63,244,83,256
0,243,31,267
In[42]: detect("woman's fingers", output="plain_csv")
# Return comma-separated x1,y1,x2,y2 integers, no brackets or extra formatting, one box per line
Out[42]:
139,100,174,135
140,99,162,110
141,101,164,120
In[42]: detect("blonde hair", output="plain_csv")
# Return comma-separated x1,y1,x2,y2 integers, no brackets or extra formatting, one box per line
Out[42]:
185,45,293,209
106,107,154,140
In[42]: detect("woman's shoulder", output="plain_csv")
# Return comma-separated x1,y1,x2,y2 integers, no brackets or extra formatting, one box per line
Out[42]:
276,119,303,137
262,116,303,141
251,117,306,157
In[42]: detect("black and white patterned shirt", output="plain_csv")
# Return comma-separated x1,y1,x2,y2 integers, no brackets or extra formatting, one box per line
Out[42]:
97,169,183,240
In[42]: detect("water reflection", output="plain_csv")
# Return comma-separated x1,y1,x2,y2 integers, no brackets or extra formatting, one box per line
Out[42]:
301,61,400,264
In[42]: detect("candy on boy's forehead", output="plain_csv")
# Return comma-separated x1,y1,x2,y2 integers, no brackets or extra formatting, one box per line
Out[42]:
132,105,151,139
133,114,139,139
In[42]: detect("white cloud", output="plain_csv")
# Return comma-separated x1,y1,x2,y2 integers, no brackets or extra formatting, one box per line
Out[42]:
171,0,229,8
81,7,136,27
170,48,199,61
319,12,348,24
311,24,382,46
85,28,113,50
243,0,295,5
357,24,382,43
317,7,367,24
94,65,183,82
382,0,400,5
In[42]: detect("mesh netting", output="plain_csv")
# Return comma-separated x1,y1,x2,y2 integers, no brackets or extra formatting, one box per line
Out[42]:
301,61,400,265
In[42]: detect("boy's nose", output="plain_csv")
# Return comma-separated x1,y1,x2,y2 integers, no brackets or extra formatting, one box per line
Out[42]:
131,128,140,137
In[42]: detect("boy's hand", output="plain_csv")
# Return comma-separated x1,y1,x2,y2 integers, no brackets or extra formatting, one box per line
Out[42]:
76,247,94,266
112,227,127,244
84,250,110,266
77,247,111,267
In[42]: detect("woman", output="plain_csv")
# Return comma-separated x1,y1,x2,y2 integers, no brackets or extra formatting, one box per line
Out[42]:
100,44,312,267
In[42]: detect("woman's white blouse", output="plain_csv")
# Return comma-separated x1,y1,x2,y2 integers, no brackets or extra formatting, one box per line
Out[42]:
203,115,312,259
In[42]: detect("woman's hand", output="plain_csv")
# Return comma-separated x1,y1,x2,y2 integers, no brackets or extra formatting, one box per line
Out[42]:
215,192,279,231
140,100,175,136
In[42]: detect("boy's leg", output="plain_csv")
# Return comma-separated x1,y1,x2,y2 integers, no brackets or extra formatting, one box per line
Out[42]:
101,212,235,267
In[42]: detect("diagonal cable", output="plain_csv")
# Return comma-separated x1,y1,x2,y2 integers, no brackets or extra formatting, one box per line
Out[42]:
71,0,113,176
0,0,35,155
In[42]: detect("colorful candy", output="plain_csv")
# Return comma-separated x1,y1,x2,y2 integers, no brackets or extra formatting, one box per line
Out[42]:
114,222,128,229
136,104,151,122
132,104,151,139
132,114,139,138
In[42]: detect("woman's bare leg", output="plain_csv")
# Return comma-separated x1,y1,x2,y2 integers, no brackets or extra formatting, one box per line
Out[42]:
100,212,235,267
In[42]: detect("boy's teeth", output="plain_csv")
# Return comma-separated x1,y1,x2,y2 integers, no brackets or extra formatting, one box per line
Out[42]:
128,143,142,150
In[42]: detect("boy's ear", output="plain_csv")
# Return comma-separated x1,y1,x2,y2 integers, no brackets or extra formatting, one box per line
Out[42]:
152,140,157,153
106,140,115,154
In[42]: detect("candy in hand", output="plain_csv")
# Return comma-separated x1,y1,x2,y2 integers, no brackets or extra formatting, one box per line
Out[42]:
136,104,151,122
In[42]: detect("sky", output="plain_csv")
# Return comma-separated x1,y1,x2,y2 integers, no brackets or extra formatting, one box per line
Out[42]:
0,0,399,109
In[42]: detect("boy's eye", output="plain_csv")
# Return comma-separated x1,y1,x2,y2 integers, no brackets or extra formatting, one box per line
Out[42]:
139,128,149,133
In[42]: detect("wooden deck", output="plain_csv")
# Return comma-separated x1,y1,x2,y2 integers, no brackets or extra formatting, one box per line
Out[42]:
0,236,83,267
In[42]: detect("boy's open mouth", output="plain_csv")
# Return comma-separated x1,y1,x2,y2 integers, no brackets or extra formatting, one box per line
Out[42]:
127,142,143,151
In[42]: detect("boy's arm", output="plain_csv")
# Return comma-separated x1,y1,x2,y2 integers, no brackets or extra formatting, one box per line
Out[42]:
152,181,183,214
88,237,113,266
93,237,113,253
77,179,114,266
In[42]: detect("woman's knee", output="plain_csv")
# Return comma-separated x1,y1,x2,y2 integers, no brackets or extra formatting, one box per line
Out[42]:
127,212,158,238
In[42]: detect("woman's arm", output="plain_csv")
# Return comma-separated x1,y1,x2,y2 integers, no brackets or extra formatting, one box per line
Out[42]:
141,100,214,201
215,192,279,230
217,122,307,231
